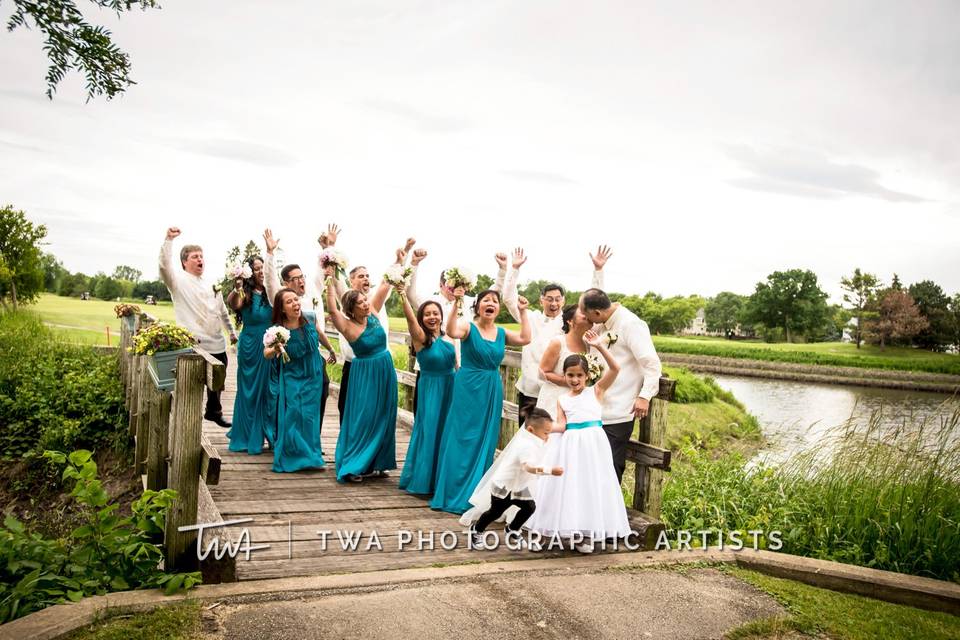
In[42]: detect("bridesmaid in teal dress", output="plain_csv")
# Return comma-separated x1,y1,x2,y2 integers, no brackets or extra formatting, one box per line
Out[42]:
395,284,455,495
430,288,531,514
264,288,326,473
324,262,399,483
226,256,272,454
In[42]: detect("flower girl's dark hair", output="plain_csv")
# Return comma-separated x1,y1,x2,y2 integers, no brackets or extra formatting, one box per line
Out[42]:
562,353,589,374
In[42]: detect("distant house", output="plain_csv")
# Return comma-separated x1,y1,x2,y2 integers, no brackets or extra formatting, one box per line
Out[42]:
681,308,723,336
682,307,746,338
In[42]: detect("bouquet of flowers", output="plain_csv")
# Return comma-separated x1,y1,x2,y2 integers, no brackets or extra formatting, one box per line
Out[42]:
443,266,475,292
114,303,141,318
227,260,253,281
130,322,196,356
319,248,349,279
263,325,292,363
384,264,413,286
584,352,605,385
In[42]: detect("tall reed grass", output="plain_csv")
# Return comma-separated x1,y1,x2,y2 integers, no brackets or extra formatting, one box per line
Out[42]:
661,403,960,582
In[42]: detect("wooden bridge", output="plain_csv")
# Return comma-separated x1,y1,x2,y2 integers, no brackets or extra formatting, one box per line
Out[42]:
119,318,675,583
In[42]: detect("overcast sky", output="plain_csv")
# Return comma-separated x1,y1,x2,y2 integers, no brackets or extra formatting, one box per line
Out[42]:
2,1,959,302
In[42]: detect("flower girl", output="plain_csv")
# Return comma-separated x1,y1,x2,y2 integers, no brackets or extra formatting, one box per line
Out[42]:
527,330,631,552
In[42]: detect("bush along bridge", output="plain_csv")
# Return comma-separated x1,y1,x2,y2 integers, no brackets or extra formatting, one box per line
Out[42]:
119,317,675,583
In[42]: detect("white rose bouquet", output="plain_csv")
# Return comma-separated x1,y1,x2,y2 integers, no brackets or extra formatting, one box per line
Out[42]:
227,261,253,281
384,264,413,286
584,352,605,385
263,325,292,363
319,248,349,279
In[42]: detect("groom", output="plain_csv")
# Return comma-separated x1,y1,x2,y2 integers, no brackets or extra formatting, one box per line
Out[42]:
579,288,661,483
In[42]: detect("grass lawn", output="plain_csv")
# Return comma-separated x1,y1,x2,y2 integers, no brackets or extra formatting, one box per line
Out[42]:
653,335,960,375
725,567,960,639
30,293,176,346
66,600,201,640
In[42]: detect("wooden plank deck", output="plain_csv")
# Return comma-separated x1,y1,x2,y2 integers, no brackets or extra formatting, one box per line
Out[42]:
201,360,647,581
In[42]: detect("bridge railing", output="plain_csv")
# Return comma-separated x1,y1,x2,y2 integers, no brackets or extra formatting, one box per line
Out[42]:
120,317,235,582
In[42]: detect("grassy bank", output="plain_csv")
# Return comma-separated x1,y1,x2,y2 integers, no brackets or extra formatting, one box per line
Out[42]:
30,294,176,345
725,567,960,640
654,335,960,376
660,408,960,583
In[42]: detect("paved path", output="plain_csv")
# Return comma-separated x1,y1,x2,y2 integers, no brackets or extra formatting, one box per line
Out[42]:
201,564,784,640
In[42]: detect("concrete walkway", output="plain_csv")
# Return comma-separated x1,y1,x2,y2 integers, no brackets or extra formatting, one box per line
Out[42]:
202,565,783,640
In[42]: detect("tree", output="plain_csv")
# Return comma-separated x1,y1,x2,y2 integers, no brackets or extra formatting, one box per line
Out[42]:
705,292,747,337
745,269,829,342
908,280,952,351
948,293,960,353
868,289,928,350
6,0,160,101
840,268,881,349
112,265,142,282
132,279,170,301
0,205,48,310
94,275,123,300
41,252,67,292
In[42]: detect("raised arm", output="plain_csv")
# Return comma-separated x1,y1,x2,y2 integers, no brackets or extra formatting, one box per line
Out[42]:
369,247,405,313
539,337,565,386
324,272,360,341
396,283,426,348
590,245,612,289
503,296,532,347
584,329,619,397
158,227,180,292
490,251,509,293
226,278,245,312
445,291,471,339
263,228,282,304
500,249,525,322
407,248,428,309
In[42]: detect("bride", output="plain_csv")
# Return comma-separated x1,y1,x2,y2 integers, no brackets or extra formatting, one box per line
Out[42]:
535,304,600,420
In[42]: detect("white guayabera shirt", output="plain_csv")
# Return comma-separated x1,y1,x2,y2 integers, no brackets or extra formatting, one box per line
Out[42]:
159,240,234,354
599,305,662,425
503,269,605,398
264,252,326,324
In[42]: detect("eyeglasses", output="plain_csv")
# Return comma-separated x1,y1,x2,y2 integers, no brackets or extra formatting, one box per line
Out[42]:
287,275,306,283
542,296,564,303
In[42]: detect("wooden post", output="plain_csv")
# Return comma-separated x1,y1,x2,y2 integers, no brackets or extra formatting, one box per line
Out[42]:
498,364,512,449
134,355,153,475
164,354,206,571
402,336,415,412
633,376,675,519
128,356,144,436
146,390,172,491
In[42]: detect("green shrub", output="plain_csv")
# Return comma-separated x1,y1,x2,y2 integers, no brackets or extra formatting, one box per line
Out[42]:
0,450,200,622
0,313,125,460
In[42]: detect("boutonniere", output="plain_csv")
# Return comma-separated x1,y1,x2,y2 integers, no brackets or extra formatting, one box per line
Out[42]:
212,283,222,294
605,332,619,348
311,297,319,309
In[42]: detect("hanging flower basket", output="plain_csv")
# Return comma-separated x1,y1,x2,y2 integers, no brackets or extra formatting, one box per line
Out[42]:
129,322,197,391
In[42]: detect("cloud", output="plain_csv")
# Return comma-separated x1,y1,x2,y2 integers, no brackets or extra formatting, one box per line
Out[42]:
361,98,472,133
500,169,578,185
172,138,299,167
724,144,930,203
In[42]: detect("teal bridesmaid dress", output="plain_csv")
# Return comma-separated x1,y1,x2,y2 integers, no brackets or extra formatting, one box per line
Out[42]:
429,325,505,514
228,292,272,454
398,336,456,495
335,314,398,482
270,322,326,473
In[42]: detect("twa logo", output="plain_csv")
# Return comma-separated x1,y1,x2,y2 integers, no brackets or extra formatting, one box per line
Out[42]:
178,517,271,561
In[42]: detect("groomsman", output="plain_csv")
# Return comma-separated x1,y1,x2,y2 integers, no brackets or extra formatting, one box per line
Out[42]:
405,248,510,413
579,288,662,483
263,228,338,432
159,227,237,428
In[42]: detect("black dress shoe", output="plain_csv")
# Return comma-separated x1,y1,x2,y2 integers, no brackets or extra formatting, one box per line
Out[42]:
206,414,232,428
